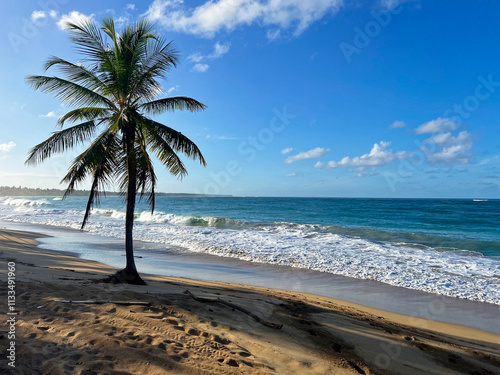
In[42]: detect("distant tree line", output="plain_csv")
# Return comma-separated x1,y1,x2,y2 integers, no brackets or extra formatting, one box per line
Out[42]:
0,186,115,197
0,186,230,197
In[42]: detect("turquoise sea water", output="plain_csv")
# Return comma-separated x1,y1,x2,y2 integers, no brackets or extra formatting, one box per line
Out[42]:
1,196,499,304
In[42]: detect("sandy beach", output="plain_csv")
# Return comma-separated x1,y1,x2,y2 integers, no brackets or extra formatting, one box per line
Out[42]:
1,229,499,375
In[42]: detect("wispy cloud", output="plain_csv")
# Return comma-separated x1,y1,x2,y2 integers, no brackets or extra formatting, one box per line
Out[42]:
315,142,410,169
206,134,239,140
266,29,281,40
210,41,230,58
115,15,130,27
285,172,297,177
187,52,204,63
192,63,210,73
143,0,343,38
356,172,380,178
389,120,406,129
0,142,16,152
39,111,57,118
285,147,329,164
165,85,179,95
188,41,231,72
281,147,293,155
380,0,418,10
125,4,136,11
415,117,457,134
56,11,94,30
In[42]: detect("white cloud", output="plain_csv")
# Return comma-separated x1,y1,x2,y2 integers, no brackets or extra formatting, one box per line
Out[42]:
31,11,46,20
206,134,239,140
0,142,16,152
192,63,210,72
126,4,136,11
143,0,343,38
189,42,230,62
285,147,329,164
31,10,58,22
423,132,452,145
380,0,417,10
315,142,410,169
188,41,230,71
356,172,380,178
210,41,230,58
266,29,281,40
389,120,405,129
415,117,457,134
57,11,94,30
380,0,402,9
421,131,474,165
281,147,293,154
39,111,57,118
187,52,204,63
115,16,130,27
285,172,297,177
166,85,179,95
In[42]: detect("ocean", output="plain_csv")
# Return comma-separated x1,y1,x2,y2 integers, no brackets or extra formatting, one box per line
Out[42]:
1,196,499,305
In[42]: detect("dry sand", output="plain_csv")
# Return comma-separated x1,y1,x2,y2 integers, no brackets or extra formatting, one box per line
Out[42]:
0,229,499,375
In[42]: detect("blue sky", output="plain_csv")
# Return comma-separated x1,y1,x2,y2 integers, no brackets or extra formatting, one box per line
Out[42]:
1,0,499,198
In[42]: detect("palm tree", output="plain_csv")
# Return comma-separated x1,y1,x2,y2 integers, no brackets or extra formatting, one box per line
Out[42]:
25,18,206,285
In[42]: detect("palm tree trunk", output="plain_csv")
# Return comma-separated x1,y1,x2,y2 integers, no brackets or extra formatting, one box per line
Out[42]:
125,165,138,274
118,126,146,285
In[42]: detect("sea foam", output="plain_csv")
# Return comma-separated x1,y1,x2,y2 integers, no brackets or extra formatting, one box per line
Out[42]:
1,198,499,305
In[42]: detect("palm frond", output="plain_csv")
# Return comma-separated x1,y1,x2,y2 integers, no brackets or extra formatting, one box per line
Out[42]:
43,56,110,95
140,118,206,167
134,132,157,212
26,121,99,165
81,170,103,229
139,97,206,115
26,75,115,109
129,39,178,104
62,129,121,198
66,20,111,64
65,20,119,95
57,107,110,127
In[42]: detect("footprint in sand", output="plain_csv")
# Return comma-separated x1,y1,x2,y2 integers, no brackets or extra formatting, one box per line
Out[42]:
224,358,240,367
187,328,200,336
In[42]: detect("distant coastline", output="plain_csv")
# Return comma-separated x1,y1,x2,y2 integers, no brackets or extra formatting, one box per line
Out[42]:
0,186,231,198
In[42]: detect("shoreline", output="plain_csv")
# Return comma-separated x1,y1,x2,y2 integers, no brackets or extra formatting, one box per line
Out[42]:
1,228,500,374
2,220,500,335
